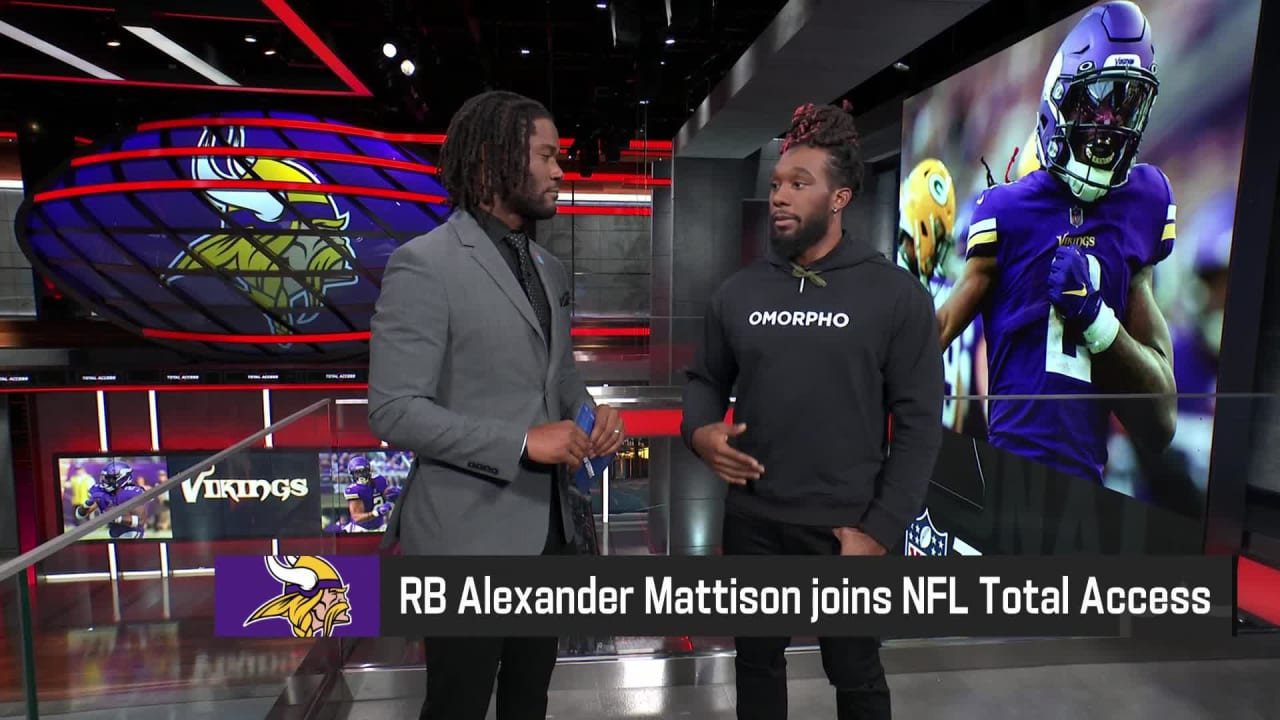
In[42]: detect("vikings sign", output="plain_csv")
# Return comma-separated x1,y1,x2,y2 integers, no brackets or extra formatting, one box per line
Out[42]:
214,554,380,638
244,556,353,638
16,111,450,359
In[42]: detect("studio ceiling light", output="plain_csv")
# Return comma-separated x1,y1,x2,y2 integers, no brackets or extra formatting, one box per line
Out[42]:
0,20,121,79
123,25,239,86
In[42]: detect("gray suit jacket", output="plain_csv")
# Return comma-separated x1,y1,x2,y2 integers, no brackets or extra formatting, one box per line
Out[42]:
367,209,595,555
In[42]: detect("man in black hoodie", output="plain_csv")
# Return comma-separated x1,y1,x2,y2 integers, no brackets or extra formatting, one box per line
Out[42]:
681,102,944,719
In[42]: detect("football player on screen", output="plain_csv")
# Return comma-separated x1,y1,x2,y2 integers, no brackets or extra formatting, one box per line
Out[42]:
897,159,987,434
937,0,1178,485
341,455,397,533
74,461,147,539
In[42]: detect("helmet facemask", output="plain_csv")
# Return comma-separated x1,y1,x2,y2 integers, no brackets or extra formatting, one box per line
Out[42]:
1042,65,1158,203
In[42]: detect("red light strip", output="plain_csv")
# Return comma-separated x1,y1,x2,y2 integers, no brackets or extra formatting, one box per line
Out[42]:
557,205,651,216
1239,556,1280,626
6,1,112,10
140,326,649,344
1,131,95,146
629,140,673,151
71,146,439,176
133,118,671,167
138,116,448,144
155,12,280,24
563,173,671,186
68,148,666,187
143,328,369,344
0,383,369,394
621,150,672,158
0,72,362,96
260,0,372,97
32,179,448,205
570,327,650,337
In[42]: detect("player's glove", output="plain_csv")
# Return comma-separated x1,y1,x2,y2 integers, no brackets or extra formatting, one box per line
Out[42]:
374,502,392,517
1048,245,1120,354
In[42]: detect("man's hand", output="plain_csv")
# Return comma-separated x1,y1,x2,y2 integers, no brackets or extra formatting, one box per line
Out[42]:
691,422,763,486
832,527,887,556
1048,245,1120,353
526,420,590,469
588,404,626,458
1048,245,1102,328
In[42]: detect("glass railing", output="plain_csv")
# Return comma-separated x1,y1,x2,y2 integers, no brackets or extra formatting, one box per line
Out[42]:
0,571,36,720
0,398,337,719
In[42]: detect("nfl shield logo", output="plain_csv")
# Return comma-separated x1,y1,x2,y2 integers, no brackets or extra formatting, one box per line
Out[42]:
1069,206,1084,228
905,508,951,557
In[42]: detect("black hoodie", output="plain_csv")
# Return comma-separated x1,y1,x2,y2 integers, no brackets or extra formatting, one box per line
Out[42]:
680,232,944,551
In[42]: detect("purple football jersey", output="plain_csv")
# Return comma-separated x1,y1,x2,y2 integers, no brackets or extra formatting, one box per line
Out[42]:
108,484,146,539
344,475,389,530
964,166,1176,483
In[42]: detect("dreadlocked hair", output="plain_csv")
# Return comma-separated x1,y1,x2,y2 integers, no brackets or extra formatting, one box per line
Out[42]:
780,100,864,198
438,90,552,213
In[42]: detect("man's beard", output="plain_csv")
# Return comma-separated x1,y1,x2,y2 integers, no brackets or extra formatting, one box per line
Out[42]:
770,213,827,261
508,181,558,222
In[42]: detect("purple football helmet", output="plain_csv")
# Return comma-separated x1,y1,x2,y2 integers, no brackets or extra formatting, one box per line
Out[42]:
347,456,372,485
1036,1,1160,203
99,461,133,493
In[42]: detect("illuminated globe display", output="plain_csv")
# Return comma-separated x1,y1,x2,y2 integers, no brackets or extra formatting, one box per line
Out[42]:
16,111,450,359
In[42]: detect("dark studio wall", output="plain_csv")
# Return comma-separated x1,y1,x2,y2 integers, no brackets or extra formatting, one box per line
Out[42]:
536,212,652,318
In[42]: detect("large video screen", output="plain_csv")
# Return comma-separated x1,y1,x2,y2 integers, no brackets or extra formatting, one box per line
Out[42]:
55,448,414,541
58,455,173,540
318,450,413,534
899,0,1261,520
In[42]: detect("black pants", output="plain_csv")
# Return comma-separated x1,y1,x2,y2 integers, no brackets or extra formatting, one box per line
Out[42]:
420,480,573,720
723,510,891,720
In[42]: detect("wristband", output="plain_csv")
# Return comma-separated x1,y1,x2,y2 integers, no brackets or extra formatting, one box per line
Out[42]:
1083,302,1120,354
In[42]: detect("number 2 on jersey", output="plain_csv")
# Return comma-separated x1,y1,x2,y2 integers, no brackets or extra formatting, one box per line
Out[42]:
1044,254,1102,383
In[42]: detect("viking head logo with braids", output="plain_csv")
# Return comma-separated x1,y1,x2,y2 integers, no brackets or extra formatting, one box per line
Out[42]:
168,126,359,338
244,556,352,638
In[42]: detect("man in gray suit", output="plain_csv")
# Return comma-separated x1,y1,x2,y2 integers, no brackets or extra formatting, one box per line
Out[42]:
368,90,626,720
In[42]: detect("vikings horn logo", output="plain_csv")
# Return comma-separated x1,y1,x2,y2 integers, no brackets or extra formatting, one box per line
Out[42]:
244,556,352,637
167,127,359,338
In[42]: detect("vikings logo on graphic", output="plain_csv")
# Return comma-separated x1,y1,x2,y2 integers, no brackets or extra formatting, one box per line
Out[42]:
905,508,952,557
244,556,352,638
166,127,359,339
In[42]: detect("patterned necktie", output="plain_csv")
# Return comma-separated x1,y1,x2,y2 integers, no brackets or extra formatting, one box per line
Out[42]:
503,232,552,343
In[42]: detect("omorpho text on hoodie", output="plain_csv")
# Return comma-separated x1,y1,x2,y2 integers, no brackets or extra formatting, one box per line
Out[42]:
680,232,944,550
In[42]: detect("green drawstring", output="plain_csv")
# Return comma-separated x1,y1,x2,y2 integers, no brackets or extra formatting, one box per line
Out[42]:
790,263,827,289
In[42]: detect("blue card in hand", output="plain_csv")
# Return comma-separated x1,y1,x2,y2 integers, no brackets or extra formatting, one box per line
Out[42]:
572,402,616,494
